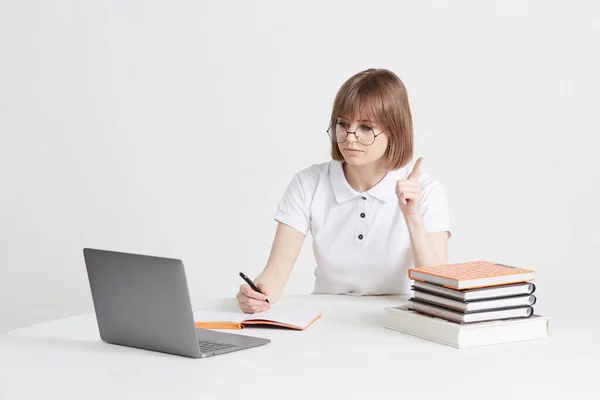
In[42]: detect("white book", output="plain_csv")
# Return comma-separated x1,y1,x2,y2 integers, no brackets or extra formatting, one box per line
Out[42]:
384,305,549,348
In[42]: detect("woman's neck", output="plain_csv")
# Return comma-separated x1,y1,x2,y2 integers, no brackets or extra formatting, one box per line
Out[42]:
342,162,388,193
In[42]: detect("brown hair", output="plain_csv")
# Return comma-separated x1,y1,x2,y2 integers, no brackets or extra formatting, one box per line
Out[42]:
329,68,413,170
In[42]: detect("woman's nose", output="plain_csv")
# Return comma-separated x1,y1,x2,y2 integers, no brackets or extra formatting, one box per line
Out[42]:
346,130,359,143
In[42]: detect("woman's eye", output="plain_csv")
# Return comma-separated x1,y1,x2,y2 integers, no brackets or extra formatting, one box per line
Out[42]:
360,125,373,131
337,122,347,127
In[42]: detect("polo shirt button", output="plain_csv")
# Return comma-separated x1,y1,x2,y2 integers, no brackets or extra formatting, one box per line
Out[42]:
360,213,365,218
361,196,367,200
358,234,364,240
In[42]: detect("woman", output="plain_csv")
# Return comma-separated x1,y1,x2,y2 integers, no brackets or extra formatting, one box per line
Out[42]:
237,68,452,313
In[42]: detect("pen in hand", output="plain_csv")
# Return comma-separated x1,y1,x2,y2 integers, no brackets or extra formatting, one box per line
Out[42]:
239,272,269,303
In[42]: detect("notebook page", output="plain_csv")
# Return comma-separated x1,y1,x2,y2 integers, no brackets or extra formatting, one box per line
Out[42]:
192,309,247,324
241,306,321,328
193,305,321,327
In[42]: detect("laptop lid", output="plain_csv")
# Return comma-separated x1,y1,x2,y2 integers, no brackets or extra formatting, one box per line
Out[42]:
83,248,202,358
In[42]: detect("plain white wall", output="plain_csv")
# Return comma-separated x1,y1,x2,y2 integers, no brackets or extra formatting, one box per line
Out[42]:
1,0,599,334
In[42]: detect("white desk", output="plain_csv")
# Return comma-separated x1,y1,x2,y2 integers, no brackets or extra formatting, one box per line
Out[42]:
0,294,595,399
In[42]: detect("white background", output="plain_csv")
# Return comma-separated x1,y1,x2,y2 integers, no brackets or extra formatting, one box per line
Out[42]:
1,0,598,334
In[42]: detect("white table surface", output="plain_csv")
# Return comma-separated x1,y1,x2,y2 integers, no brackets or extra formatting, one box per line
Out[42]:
0,294,596,400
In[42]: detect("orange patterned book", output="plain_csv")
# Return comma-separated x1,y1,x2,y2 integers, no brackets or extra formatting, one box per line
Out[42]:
408,261,535,290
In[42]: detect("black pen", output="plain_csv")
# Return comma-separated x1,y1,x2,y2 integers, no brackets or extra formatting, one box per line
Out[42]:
239,272,269,303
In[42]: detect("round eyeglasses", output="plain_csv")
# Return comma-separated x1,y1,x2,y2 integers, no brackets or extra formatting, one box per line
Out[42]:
327,122,385,146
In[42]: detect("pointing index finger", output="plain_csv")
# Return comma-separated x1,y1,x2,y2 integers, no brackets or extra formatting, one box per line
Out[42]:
408,157,423,180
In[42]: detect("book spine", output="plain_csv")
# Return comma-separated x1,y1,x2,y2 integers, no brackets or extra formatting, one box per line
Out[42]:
409,298,535,315
411,286,464,301
412,287,536,304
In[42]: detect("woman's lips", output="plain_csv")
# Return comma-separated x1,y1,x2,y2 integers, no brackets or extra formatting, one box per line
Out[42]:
343,148,364,154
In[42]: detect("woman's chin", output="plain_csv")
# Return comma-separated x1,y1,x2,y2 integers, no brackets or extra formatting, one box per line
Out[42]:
343,157,369,167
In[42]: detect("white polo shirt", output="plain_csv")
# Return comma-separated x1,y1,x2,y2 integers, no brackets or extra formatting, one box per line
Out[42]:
273,159,452,295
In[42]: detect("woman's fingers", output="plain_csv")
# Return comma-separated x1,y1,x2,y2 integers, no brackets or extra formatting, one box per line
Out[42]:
237,285,270,314
400,191,420,199
242,297,268,307
238,299,270,314
240,284,268,301
396,181,420,199
396,182,420,192
398,190,420,200
247,304,270,313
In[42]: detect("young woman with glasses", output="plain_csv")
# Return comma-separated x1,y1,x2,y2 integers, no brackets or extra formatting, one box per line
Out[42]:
237,68,452,313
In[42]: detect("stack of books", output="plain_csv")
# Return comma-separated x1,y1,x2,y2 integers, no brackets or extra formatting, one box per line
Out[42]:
385,261,550,348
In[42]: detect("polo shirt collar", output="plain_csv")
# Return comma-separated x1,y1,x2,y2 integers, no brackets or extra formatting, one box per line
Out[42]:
330,161,409,203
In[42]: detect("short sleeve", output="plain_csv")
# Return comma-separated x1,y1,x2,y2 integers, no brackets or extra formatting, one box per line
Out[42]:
418,174,452,238
274,172,312,235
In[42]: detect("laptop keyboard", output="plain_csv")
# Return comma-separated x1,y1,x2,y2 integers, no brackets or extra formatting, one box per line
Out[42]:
198,340,236,353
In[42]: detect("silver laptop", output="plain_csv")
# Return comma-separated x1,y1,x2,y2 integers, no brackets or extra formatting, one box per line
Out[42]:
83,248,270,358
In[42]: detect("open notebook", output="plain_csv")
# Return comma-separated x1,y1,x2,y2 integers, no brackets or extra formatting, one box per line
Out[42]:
193,306,322,330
